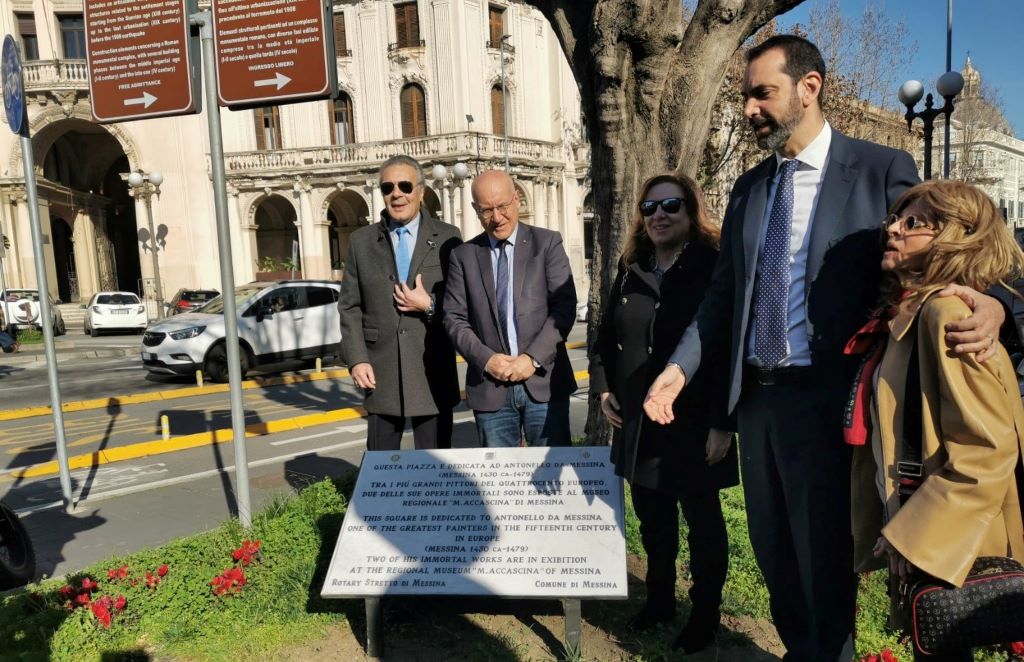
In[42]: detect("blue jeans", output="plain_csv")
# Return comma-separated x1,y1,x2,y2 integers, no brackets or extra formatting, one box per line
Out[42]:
0,330,16,353
474,383,570,447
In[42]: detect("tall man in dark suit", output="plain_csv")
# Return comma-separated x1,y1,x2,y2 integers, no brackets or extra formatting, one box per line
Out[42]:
339,155,462,450
643,36,1006,661
444,170,577,447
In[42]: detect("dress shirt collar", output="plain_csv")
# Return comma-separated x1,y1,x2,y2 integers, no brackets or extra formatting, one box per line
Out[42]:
487,223,520,249
387,213,421,234
774,121,832,172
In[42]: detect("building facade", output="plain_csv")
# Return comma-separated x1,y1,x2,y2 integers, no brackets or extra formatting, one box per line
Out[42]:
0,0,591,306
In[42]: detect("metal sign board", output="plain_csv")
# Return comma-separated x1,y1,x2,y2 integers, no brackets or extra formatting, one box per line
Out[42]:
84,0,201,123
212,0,336,108
2,36,25,135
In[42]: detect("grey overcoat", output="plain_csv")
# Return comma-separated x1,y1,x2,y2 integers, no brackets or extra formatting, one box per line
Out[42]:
338,211,462,417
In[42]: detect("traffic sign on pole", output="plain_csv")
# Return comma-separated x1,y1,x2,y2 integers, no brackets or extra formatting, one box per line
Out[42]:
2,36,25,135
212,0,336,108
84,0,201,123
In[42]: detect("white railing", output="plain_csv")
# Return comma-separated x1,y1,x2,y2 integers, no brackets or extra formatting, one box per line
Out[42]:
22,59,90,91
222,132,566,174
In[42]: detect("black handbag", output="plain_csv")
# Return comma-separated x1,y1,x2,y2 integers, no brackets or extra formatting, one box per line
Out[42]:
899,556,1024,655
894,342,1024,655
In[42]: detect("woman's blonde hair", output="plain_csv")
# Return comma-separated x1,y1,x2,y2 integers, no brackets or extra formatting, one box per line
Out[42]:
880,180,1024,306
621,173,720,266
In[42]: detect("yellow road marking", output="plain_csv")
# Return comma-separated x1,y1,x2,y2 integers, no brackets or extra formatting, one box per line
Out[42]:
0,341,588,422
3,368,592,482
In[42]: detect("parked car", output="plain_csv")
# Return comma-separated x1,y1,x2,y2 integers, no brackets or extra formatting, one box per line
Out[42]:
0,289,65,336
141,280,342,382
166,288,220,315
83,291,148,336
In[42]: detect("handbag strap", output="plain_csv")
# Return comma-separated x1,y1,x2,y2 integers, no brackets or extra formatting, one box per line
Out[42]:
898,340,923,505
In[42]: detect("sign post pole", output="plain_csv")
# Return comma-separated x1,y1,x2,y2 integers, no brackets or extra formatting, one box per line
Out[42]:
3,36,74,511
189,10,252,528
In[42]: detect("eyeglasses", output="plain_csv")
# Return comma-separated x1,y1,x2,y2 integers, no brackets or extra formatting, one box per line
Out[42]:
380,181,416,195
639,197,684,217
882,213,936,233
475,196,517,221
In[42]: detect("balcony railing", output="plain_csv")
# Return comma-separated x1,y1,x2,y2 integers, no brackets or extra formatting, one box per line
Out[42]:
222,132,565,175
486,40,515,53
22,59,89,92
388,40,425,53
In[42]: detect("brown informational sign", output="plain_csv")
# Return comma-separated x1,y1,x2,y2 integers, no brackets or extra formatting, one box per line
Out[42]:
212,0,336,108
84,0,200,123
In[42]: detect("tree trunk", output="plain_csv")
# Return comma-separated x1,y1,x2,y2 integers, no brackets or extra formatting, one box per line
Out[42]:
528,0,805,442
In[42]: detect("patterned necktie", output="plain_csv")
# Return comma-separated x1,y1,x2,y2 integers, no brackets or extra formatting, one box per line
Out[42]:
754,158,800,368
394,226,411,284
495,240,510,346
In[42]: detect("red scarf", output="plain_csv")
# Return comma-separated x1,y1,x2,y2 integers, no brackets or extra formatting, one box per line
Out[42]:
842,314,891,446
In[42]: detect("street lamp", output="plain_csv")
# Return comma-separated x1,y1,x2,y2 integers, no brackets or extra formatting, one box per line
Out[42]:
126,169,166,318
897,71,964,179
499,34,511,173
431,162,470,227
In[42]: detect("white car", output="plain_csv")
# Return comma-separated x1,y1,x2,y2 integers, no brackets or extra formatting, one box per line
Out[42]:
84,292,148,336
0,289,66,335
140,280,342,382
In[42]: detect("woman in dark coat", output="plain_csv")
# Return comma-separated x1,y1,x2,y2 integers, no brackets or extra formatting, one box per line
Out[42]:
590,173,738,654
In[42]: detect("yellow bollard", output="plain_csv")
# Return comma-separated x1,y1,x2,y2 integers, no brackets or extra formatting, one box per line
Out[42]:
315,357,322,373
196,370,204,388
161,415,170,441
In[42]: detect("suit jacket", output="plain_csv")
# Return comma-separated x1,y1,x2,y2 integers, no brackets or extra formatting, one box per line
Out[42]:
851,292,1024,587
338,211,462,417
589,244,738,494
670,129,920,408
443,223,577,411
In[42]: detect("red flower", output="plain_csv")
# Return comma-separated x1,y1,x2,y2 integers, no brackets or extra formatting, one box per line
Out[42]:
881,649,898,662
91,600,112,628
58,585,74,598
144,571,160,590
114,595,127,612
80,577,98,592
107,568,117,580
210,566,247,596
231,540,262,567
74,592,91,607
157,563,168,577
1011,641,1024,655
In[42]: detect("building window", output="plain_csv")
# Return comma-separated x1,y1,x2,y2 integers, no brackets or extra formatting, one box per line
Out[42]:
16,13,39,61
253,106,283,150
488,5,505,45
490,85,506,135
394,2,421,49
331,94,355,145
1019,201,1023,219
59,14,86,59
400,84,427,138
333,11,350,56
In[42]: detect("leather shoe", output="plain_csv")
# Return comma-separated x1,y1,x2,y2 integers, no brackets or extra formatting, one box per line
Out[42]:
626,603,676,631
672,611,719,654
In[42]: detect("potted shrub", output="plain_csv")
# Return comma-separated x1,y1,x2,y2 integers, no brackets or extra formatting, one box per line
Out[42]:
254,256,302,282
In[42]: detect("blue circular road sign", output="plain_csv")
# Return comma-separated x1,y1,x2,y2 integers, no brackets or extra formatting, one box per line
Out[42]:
2,35,26,135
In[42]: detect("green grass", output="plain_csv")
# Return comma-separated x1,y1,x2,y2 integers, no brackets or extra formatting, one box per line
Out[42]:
1,474,1016,661
14,329,42,345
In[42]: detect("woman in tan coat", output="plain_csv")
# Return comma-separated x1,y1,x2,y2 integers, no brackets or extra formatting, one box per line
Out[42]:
850,180,1024,661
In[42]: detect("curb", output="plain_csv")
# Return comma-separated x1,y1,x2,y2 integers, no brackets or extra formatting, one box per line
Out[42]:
0,341,589,422
5,369,591,481
2,347,139,364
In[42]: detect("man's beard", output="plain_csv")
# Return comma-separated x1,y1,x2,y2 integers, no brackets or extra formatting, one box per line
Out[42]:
752,92,804,151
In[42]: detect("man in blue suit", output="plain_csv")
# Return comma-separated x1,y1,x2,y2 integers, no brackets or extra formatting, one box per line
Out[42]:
643,36,1006,661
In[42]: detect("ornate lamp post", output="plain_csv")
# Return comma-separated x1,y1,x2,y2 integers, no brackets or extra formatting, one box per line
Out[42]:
431,162,470,227
126,169,166,318
897,71,964,180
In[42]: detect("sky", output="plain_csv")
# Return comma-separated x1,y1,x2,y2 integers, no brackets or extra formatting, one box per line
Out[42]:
775,0,1024,136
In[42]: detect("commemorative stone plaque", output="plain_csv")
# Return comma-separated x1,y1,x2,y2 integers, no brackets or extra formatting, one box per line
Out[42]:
321,446,627,599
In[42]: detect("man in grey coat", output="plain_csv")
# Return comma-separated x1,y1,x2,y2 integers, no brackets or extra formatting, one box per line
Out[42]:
339,155,462,450
444,170,577,447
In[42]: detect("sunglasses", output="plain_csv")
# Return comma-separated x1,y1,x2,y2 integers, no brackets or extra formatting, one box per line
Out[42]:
639,197,683,217
381,181,416,195
882,213,936,233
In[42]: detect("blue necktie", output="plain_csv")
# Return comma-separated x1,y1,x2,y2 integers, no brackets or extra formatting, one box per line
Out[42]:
496,240,510,347
395,226,411,284
754,159,799,368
